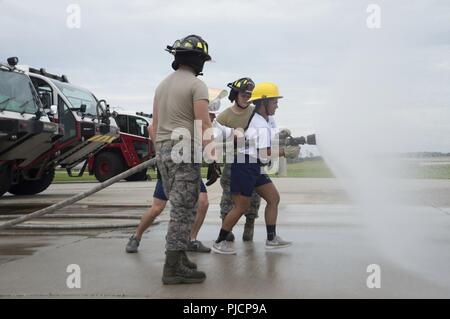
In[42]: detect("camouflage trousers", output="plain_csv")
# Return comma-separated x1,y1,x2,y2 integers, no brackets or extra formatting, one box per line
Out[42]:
220,163,261,221
156,141,200,251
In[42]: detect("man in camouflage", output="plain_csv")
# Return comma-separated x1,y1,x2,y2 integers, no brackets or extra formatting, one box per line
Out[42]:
152,35,215,284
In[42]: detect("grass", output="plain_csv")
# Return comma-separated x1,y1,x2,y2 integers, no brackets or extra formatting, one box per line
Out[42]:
52,159,449,183
407,164,450,179
53,160,334,183
280,160,334,178
53,170,98,183
53,167,208,183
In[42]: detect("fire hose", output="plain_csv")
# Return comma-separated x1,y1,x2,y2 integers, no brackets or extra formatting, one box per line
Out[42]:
0,134,317,230
0,157,157,230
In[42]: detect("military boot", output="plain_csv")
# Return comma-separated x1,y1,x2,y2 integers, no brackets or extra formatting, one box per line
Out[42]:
181,250,197,269
242,218,255,241
162,250,206,285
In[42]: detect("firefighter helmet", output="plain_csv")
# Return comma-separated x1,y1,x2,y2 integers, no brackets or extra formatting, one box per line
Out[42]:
248,82,283,102
166,34,211,61
227,77,255,103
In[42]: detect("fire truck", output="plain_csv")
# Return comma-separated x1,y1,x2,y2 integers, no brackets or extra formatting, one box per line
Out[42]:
1,57,120,196
87,111,155,182
0,57,61,196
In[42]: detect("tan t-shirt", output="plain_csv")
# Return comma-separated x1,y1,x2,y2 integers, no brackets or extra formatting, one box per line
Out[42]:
216,104,255,130
155,68,209,143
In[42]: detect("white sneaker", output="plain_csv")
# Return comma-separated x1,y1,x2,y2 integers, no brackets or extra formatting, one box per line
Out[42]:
211,240,236,255
265,235,292,250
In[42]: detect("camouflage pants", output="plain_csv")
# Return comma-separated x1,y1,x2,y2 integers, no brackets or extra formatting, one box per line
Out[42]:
220,163,261,221
156,141,200,251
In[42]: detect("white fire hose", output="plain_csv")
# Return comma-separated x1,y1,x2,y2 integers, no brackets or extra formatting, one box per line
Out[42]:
0,157,157,230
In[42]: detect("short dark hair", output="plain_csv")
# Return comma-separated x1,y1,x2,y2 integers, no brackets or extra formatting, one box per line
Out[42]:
228,90,238,102
253,99,269,108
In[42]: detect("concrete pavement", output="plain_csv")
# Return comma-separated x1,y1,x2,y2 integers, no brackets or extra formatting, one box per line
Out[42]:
0,178,449,298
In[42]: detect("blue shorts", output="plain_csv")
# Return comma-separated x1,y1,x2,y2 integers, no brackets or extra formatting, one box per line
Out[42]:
153,179,207,201
230,161,272,197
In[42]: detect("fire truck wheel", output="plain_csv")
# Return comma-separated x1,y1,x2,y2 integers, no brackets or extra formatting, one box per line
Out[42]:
0,165,11,197
8,168,55,196
93,152,125,182
124,169,148,182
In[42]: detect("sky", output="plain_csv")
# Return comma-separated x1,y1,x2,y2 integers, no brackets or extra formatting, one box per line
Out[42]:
1,0,449,152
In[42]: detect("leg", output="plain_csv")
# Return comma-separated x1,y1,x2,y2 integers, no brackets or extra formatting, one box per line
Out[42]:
226,161,261,241
242,191,261,241
219,163,233,220
212,161,256,254
245,191,261,220
219,163,236,241
256,181,291,249
126,177,168,253
166,165,199,251
161,156,205,284
134,198,167,240
211,194,251,255
255,182,280,226
190,192,209,241
157,151,200,252
222,194,251,231
187,191,212,253
126,197,166,253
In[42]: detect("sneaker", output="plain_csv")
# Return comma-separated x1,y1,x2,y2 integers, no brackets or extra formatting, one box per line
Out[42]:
265,235,292,250
125,235,140,253
225,231,235,242
211,240,236,255
187,240,211,253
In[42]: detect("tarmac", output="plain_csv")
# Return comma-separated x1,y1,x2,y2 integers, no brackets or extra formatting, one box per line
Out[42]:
0,178,449,298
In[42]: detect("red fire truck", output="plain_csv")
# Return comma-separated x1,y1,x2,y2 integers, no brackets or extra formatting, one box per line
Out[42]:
87,111,155,182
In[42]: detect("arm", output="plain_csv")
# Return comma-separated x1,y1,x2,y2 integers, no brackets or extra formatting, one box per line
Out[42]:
151,96,158,142
195,99,221,185
193,99,213,148
213,120,233,141
148,123,156,142
275,128,301,158
256,126,288,159
268,148,284,157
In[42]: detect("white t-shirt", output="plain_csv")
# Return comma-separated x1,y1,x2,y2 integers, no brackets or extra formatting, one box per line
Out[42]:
238,113,278,159
268,115,278,136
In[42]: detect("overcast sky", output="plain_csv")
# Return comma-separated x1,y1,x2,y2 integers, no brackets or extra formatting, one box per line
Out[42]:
1,0,449,151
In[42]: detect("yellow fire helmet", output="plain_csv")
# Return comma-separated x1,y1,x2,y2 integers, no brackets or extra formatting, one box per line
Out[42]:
248,82,283,102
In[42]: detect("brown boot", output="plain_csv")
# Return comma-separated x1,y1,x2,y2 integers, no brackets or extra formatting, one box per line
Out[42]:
162,250,206,285
242,218,255,241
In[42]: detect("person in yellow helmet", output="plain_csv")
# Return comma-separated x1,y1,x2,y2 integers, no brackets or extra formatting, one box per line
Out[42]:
214,77,262,242
212,82,293,254
216,79,299,242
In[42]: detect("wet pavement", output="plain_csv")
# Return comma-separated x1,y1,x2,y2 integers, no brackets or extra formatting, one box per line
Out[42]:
0,178,449,298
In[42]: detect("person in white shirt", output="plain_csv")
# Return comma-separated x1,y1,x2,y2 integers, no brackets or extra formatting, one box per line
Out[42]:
207,88,233,141
212,82,293,254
